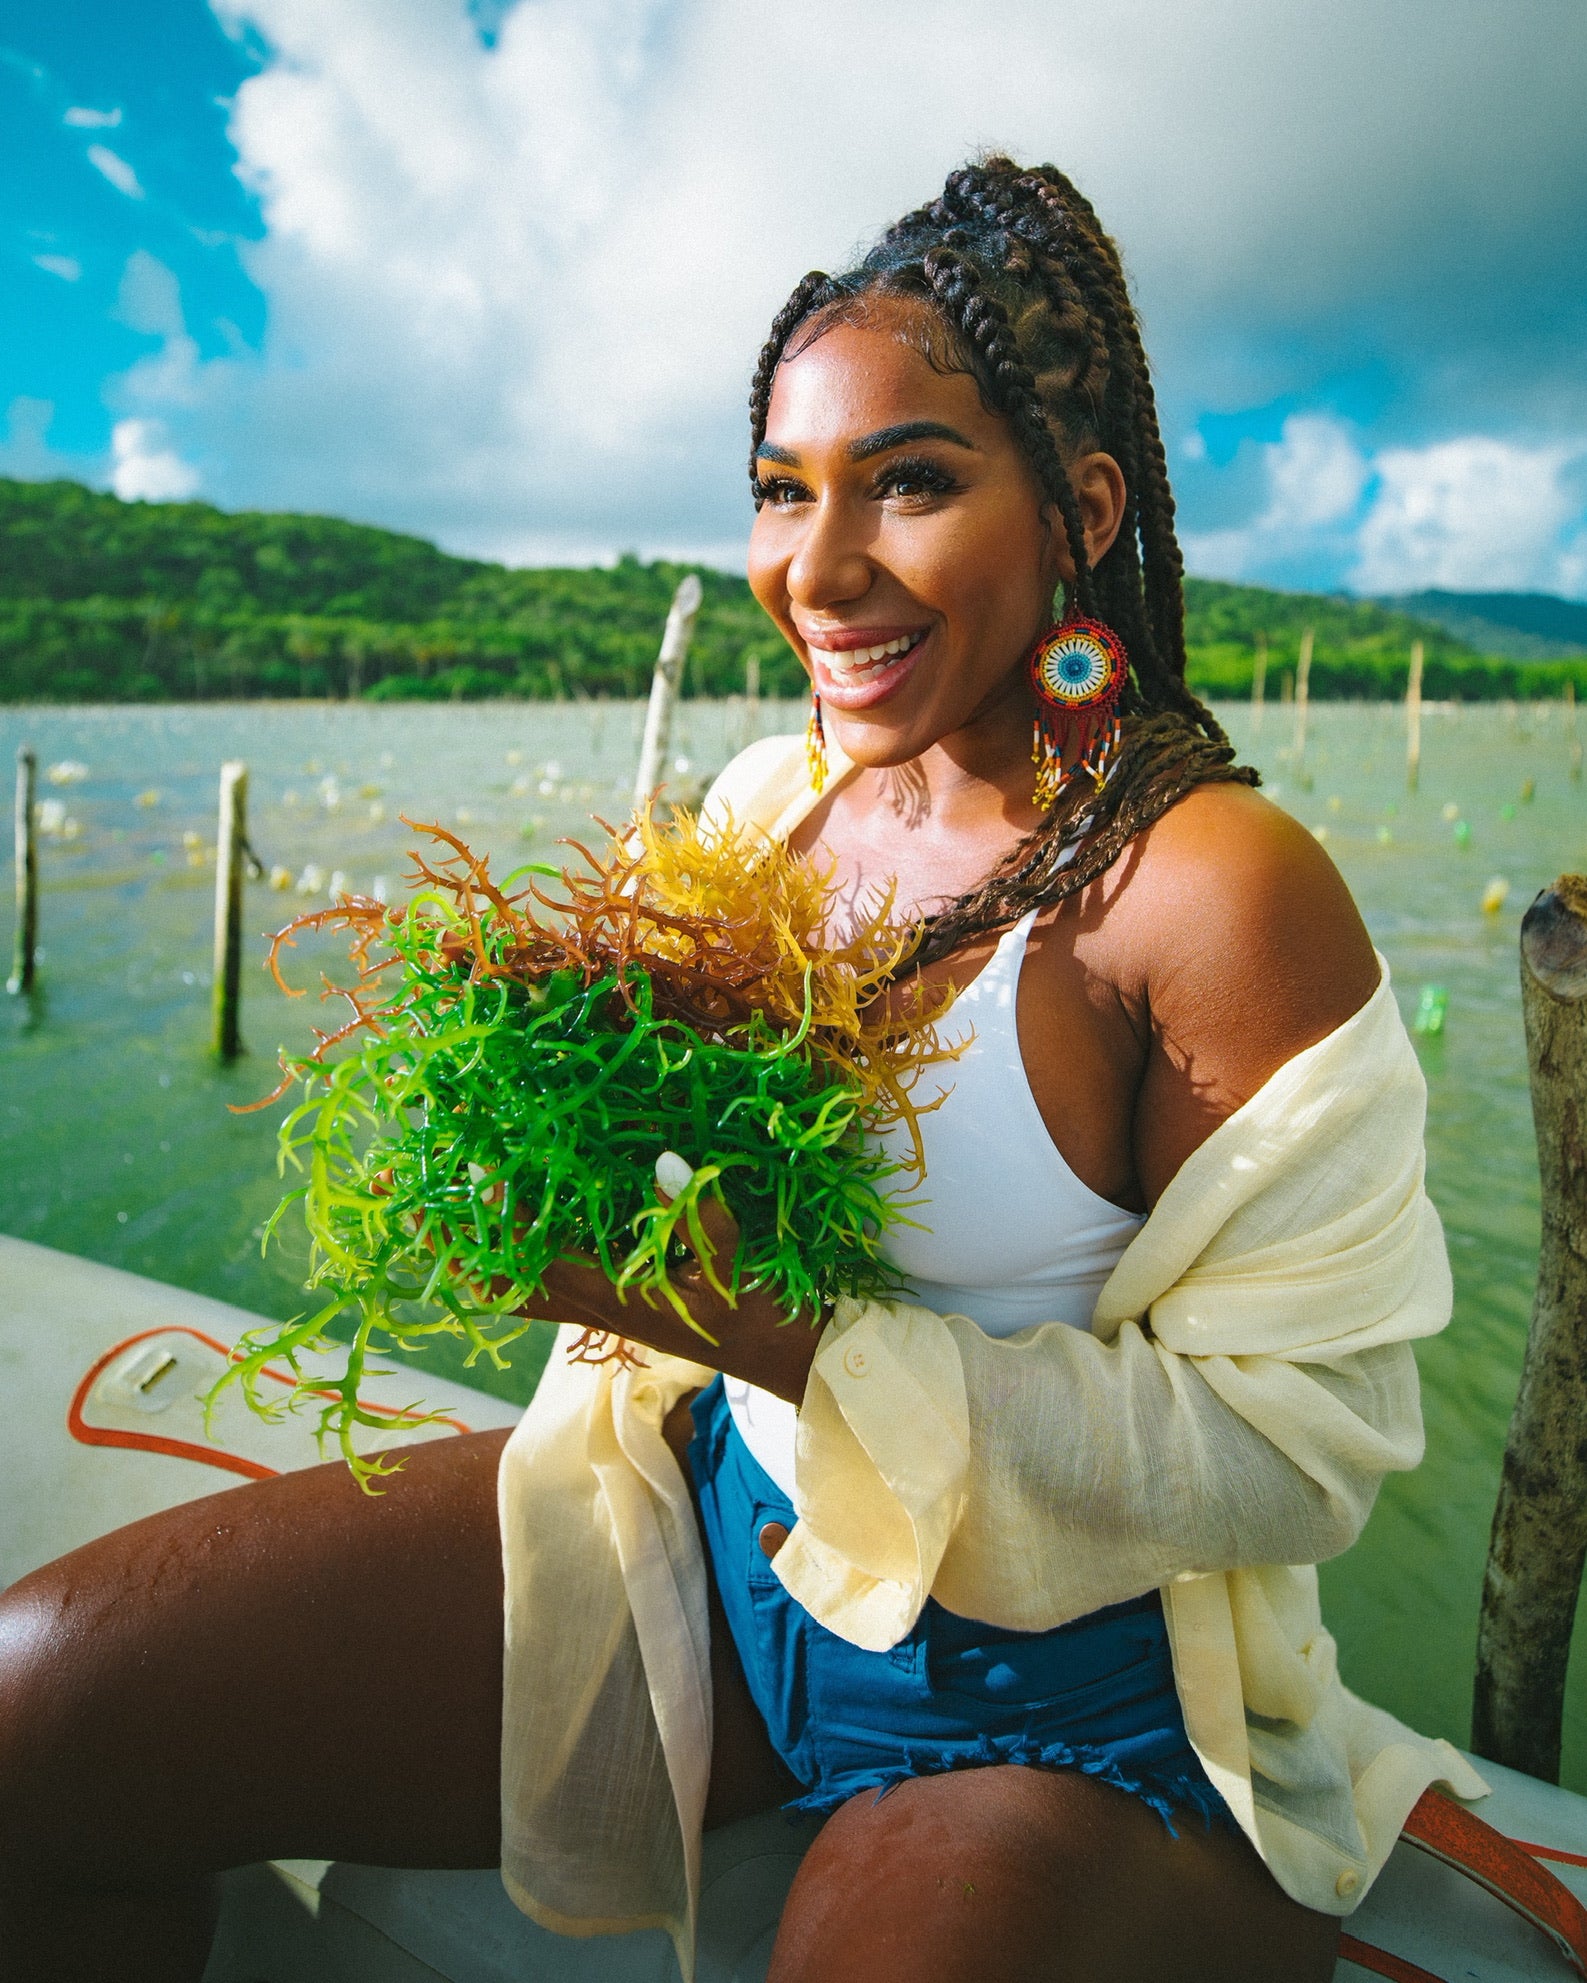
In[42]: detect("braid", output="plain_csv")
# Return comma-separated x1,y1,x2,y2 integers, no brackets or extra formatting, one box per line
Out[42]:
748,158,1255,967
748,269,836,494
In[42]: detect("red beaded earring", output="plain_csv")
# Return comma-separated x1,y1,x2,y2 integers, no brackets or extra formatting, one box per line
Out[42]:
1027,613,1129,809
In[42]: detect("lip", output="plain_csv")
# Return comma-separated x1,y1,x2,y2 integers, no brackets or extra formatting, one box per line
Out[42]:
807,628,932,711
798,623,928,654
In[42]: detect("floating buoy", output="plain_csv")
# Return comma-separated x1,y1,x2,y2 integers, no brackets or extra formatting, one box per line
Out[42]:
295,863,326,897
1500,803,1517,821
268,865,293,892
1442,802,1460,822
45,760,88,786
1327,795,1343,814
1413,985,1448,1036
328,869,351,901
1311,824,1329,844
134,789,161,809
1454,820,1472,848
1521,777,1536,803
1376,826,1393,846
1482,877,1510,915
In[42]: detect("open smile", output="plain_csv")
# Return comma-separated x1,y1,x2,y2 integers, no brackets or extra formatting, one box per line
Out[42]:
805,629,930,709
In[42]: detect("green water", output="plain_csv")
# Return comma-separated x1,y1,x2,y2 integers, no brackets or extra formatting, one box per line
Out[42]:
3,696,1585,1785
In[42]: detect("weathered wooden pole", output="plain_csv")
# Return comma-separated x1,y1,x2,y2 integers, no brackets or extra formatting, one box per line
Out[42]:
1250,631,1267,736
1293,627,1314,769
633,574,703,813
1406,639,1424,794
7,747,37,996
211,760,248,1060
1473,875,1587,1781
1567,680,1582,784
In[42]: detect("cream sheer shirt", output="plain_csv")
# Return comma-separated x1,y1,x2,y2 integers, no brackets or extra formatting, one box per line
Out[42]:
498,735,1486,1979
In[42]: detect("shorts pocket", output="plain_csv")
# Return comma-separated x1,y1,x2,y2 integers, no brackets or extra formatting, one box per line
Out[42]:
923,1604,1171,1719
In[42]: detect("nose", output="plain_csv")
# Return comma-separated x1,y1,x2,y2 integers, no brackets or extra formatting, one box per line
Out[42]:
785,490,873,617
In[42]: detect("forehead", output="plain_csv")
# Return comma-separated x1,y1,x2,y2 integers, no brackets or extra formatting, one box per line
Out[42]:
762,308,1004,453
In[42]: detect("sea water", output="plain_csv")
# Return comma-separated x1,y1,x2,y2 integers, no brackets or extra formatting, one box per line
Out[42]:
1,695,1584,1787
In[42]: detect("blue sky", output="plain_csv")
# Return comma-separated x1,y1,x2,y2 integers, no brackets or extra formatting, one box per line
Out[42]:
3,0,1585,596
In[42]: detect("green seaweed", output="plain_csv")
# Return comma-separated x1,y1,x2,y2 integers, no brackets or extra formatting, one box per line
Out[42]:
216,814,945,1483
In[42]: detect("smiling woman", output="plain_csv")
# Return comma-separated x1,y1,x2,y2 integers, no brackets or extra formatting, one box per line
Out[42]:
0,157,1477,1983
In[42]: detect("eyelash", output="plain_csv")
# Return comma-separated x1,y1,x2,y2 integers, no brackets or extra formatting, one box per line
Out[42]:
754,456,962,508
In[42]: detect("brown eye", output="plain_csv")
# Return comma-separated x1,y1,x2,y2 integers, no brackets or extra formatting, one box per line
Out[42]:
876,455,958,501
754,475,811,508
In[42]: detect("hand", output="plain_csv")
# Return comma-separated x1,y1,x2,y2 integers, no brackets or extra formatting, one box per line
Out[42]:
520,1155,822,1405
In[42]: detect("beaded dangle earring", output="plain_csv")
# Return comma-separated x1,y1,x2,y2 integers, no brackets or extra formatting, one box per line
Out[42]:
1027,612,1129,810
805,688,828,794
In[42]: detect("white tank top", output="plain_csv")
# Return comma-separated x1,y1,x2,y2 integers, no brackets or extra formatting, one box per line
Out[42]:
725,908,1145,1497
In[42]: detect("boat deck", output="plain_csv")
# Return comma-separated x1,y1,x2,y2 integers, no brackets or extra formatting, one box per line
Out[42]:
3,1234,1584,1982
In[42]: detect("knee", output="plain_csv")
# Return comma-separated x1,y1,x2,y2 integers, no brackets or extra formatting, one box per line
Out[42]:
0,1565,93,1866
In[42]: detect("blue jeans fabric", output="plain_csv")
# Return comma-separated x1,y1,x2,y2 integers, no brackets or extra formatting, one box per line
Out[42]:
688,1375,1231,1831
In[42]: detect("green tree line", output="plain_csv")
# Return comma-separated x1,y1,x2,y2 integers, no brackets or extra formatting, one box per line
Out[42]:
2,476,1580,704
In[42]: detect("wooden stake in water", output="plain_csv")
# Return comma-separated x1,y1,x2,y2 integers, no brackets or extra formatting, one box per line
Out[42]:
1406,639,1424,794
212,760,248,1060
8,747,36,996
1567,680,1581,783
1293,627,1313,769
633,574,703,813
1251,632,1267,736
1473,876,1587,1781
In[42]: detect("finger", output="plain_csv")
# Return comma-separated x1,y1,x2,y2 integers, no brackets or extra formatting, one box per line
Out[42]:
653,1151,741,1297
654,1149,694,1205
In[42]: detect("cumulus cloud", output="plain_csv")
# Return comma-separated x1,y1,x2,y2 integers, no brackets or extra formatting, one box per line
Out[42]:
1352,438,1586,595
1184,415,1587,596
64,105,122,128
109,418,200,502
86,143,144,200
84,0,1587,579
31,253,81,282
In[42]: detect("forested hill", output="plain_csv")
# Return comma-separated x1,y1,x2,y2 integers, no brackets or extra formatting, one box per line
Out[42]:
0,476,1578,703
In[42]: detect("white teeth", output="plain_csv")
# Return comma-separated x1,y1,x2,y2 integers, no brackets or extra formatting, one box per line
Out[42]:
814,633,920,674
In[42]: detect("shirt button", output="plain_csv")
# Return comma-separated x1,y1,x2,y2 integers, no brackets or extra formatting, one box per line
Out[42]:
843,1345,869,1379
757,1521,790,1561
1335,1869,1360,1899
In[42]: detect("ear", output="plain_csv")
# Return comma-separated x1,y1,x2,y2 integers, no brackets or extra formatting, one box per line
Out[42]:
1041,452,1128,583
1075,452,1128,568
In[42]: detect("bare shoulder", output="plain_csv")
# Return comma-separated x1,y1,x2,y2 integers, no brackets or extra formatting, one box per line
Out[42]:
1105,779,1380,1120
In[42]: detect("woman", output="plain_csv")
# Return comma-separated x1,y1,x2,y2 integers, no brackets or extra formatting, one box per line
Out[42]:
0,159,1478,1982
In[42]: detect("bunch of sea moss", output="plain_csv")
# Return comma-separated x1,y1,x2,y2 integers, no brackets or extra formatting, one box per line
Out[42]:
219,808,950,1477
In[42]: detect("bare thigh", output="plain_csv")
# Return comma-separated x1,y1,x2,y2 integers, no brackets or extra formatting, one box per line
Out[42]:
0,1429,515,1884
768,1766,1341,1983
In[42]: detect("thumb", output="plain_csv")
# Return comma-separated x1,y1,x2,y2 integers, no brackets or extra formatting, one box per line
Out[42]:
654,1150,741,1297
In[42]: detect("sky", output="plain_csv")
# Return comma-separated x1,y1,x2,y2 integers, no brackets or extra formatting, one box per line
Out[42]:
2,0,1585,595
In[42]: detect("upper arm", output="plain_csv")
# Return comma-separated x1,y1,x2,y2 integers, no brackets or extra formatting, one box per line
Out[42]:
1124,784,1381,1206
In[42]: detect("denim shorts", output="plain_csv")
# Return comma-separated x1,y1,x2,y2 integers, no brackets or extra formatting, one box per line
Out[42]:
688,1374,1231,1830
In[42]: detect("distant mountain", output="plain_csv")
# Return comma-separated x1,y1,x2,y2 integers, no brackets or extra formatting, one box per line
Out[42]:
2,476,1580,703
1376,591,1587,661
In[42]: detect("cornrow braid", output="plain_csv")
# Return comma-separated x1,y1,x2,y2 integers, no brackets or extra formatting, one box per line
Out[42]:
746,158,1256,969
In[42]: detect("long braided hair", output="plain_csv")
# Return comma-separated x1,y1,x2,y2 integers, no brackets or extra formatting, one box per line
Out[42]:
748,157,1256,967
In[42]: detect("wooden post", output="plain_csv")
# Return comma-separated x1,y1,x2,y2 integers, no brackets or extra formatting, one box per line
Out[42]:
1251,632,1267,736
212,760,248,1060
1473,876,1587,1781
7,747,36,996
1407,639,1424,794
1293,627,1313,768
1567,680,1581,784
633,574,703,813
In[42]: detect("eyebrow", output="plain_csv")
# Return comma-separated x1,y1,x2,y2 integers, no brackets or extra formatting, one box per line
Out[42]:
754,420,979,468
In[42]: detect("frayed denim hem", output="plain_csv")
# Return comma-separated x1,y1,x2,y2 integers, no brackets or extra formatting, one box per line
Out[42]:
783,1729,1234,1839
